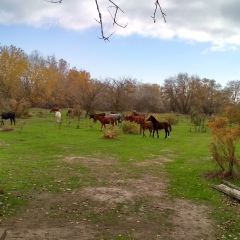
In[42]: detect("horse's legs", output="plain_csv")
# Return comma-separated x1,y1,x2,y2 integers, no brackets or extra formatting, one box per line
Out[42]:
142,129,146,137
156,130,159,138
149,128,152,137
152,129,155,138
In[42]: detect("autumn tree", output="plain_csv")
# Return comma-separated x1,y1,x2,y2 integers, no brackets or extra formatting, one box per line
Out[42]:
0,45,29,113
196,78,224,116
208,114,240,177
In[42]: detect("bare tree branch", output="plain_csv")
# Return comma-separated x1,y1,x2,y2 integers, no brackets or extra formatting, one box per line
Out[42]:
108,0,128,28
94,0,113,42
46,0,166,41
45,0,62,3
152,0,167,23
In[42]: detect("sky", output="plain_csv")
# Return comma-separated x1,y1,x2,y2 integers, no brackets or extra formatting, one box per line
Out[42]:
0,0,240,87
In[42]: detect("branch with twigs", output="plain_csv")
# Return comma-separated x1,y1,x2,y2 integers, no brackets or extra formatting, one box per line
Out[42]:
46,0,166,41
45,0,62,3
152,0,167,23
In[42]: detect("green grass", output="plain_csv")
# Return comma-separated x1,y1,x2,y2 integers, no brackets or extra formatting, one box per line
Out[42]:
0,109,240,239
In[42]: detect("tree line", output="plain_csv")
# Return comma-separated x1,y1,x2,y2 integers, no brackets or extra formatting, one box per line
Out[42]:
1,44,240,117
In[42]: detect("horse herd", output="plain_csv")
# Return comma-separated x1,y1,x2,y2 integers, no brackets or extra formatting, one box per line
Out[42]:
1,109,172,139
89,111,172,139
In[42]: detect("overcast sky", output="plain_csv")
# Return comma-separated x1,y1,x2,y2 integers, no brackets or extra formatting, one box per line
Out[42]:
1,0,240,87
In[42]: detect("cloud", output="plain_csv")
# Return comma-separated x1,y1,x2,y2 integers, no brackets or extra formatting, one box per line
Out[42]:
1,0,240,50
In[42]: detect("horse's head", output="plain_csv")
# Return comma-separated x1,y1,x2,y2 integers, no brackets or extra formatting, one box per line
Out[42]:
146,115,155,122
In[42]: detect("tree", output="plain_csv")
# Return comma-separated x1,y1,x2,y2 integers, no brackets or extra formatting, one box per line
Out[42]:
163,73,200,114
78,78,105,117
224,80,240,105
46,0,166,41
0,45,28,111
133,83,164,113
197,78,224,116
104,77,137,112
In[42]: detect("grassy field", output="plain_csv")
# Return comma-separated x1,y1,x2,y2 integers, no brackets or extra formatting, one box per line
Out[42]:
0,109,240,239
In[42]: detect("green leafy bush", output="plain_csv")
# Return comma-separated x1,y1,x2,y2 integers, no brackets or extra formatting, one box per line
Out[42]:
121,121,139,134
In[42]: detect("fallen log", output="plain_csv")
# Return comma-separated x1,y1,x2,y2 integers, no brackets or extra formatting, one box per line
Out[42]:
222,180,240,191
212,182,240,201
0,228,6,240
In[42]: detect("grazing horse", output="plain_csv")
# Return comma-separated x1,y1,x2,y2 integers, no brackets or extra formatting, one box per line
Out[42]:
50,107,60,113
90,113,106,120
146,115,172,139
94,115,115,129
1,112,16,125
67,109,81,118
55,111,61,123
139,119,153,137
108,114,122,125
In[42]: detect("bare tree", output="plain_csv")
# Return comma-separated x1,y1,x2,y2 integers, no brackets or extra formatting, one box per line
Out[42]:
45,0,166,41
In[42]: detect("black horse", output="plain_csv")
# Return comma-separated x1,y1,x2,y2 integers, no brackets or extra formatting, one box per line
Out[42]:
1,112,16,125
146,115,171,139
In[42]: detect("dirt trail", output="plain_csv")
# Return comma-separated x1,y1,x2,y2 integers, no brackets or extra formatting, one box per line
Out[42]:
2,156,216,239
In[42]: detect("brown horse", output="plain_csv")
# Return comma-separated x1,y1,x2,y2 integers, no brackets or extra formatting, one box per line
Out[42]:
90,113,106,120
125,115,145,134
139,119,153,137
125,115,144,123
146,115,172,139
94,115,115,129
132,111,146,119
50,107,60,113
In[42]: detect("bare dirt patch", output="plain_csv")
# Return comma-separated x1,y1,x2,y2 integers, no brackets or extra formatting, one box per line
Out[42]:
2,156,216,239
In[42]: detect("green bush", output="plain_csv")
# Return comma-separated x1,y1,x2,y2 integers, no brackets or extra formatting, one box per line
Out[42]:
162,113,180,125
121,121,139,134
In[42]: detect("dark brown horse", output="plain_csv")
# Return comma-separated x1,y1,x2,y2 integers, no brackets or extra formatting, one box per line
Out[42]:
146,115,172,139
139,119,153,137
1,112,16,125
93,115,115,129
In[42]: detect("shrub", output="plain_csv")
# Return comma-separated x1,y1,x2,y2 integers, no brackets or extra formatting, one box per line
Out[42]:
121,121,139,134
103,126,122,139
163,113,180,125
208,116,240,177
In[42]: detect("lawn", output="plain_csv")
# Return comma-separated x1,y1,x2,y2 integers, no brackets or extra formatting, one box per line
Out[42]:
0,109,240,239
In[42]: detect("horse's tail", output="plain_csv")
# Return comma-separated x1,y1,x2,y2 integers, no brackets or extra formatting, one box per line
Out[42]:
169,123,172,132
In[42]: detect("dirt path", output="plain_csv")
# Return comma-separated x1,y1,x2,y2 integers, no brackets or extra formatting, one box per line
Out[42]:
2,156,216,239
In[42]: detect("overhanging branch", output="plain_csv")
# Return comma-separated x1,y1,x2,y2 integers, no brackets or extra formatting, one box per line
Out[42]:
46,0,167,41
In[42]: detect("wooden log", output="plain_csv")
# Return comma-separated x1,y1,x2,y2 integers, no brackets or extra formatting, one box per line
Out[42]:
222,180,240,191
0,229,6,240
212,184,240,201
